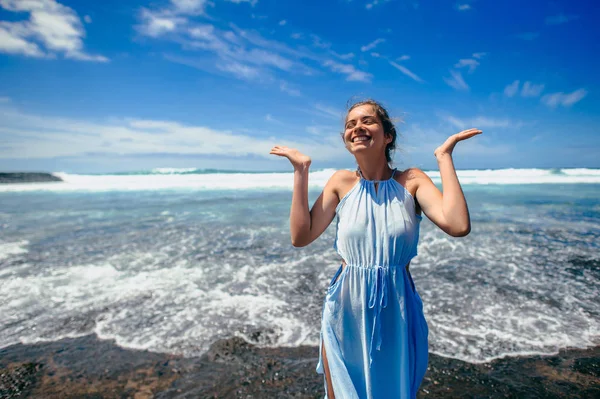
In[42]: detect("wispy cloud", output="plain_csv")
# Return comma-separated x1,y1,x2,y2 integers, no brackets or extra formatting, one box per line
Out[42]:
0,0,108,61
331,51,355,60
396,55,410,61
454,52,485,73
279,81,301,97
310,34,331,49
361,38,385,52
389,61,424,83
456,4,471,11
323,60,372,82
504,80,520,97
454,58,479,73
312,103,344,120
441,114,522,130
278,20,287,26
521,81,545,97
444,70,469,91
504,80,545,98
541,89,587,108
265,114,282,123
226,0,258,6
545,14,579,25
216,61,261,80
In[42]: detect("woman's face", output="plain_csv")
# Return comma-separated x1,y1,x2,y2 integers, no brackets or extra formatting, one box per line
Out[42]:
343,104,390,156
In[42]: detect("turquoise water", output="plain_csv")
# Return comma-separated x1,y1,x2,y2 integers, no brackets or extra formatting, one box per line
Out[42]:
0,173,599,363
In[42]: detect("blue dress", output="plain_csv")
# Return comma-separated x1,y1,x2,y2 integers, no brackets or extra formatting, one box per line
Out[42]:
316,169,429,399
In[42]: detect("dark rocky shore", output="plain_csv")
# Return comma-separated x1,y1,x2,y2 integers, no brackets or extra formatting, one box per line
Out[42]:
0,173,62,184
0,334,598,399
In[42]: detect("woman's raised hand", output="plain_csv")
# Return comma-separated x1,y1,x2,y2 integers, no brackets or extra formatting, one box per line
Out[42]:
270,145,312,171
434,128,482,159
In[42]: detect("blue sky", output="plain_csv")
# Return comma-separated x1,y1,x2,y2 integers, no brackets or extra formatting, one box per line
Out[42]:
0,0,598,173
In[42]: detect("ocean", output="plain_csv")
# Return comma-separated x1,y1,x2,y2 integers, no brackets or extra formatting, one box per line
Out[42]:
1,168,599,365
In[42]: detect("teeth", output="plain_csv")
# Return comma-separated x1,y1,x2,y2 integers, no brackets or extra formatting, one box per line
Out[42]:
353,136,370,142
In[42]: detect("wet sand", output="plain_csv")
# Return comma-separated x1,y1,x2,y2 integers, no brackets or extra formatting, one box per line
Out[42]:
1,334,598,398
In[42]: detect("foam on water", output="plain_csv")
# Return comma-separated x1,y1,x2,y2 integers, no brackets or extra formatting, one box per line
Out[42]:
1,168,600,192
0,240,29,261
0,183,598,364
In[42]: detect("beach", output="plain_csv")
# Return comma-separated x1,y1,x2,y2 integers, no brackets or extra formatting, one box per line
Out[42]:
1,334,598,398
1,168,599,397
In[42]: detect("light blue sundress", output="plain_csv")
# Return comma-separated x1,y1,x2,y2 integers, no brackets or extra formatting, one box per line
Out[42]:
316,169,429,399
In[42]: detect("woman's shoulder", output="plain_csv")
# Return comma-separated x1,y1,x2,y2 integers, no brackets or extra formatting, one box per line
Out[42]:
327,169,360,198
394,167,429,197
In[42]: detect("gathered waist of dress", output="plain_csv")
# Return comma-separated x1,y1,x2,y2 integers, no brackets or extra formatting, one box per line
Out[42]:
341,262,409,270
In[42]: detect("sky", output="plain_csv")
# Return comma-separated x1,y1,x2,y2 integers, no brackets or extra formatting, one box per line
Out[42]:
0,0,598,173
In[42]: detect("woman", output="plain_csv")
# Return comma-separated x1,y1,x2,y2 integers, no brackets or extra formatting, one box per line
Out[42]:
270,100,480,398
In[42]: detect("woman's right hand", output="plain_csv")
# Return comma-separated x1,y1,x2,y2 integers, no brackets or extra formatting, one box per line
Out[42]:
270,146,312,171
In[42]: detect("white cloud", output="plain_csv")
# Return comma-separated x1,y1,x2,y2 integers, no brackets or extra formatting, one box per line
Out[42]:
310,34,330,49
457,4,471,11
396,55,410,61
0,96,11,103
290,32,302,39
323,60,372,82
370,52,380,58
83,15,91,24
0,0,108,61
171,0,208,15
0,103,346,161
521,81,544,97
444,70,469,91
138,8,185,37
545,14,579,25
389,60,424,83
504,80,545,98
216,61,262,80
360,38,385,52
279,20,286,26
331,51,354,60
0,24,45,57
504,80,520,97
472,52,486,59
541,89,587,108
454,58,479,73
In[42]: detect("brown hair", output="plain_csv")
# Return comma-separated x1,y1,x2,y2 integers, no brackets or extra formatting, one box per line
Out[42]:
345,99,398,163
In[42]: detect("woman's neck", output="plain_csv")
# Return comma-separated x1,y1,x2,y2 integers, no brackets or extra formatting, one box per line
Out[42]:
356,159,393,181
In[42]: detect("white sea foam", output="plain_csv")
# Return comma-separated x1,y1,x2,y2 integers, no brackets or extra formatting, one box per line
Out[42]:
0,168,599,192
0,240,29,261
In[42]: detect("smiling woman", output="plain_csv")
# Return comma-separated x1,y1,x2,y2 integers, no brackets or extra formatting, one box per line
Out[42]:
271,99,481,398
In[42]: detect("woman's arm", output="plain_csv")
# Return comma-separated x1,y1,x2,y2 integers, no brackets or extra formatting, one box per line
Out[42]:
270,146,339,247
413,128,482,237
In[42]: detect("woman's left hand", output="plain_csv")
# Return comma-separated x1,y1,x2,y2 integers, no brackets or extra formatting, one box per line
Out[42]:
434,128,482,159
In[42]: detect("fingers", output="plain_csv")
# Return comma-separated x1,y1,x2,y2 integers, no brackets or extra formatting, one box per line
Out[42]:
456,128,482,141
270,145,289,156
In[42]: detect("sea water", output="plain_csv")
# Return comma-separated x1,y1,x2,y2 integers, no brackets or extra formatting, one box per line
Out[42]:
0,168,599,364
